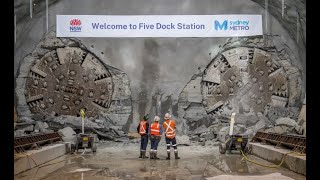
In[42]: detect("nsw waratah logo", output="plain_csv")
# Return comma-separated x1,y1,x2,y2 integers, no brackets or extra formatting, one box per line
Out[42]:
70,19,82,32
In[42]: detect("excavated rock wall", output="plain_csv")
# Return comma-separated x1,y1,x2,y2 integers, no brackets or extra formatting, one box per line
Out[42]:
14,0,305,141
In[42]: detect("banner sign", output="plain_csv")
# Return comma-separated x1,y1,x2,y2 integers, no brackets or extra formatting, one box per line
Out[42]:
57,15,263,37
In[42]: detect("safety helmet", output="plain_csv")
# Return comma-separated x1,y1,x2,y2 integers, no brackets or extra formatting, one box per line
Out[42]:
164,113,171,120
154,116,160,122
143,114,149,120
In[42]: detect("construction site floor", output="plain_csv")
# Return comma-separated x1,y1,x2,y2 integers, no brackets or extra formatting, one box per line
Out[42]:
14,141,306,180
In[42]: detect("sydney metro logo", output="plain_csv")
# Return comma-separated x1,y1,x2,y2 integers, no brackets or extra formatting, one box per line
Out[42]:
214,20,250,31
70,19,82,32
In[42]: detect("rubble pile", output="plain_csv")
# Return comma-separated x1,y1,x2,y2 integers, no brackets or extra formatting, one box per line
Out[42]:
188,124,222,146
14,114,129,141
185,102,306,145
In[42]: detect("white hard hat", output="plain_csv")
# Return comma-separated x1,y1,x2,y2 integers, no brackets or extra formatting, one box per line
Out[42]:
164,113,171,119
154,116,160,122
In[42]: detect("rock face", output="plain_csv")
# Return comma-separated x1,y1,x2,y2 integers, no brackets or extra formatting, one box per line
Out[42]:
176,135,191,146
275,118,298,127
34,121,49,132
179,37,304,140
15,31,132,137
14,106,18,123
200,132,216,141
58,127,77,143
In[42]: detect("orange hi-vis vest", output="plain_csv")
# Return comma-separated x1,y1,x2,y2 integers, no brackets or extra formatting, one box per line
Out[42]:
150,122,160,136
139,121,147,135
163,119,176,139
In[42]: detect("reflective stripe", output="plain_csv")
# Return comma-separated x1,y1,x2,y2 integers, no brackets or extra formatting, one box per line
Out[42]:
150,122,161,136
139,121,147,134
154,150,157,152
174,150,178,152
164,121,174,133
166,131,175,133
166,144,171,146
172,144,177,147
164,120,176,138
150,149,153,151
167,150,170,152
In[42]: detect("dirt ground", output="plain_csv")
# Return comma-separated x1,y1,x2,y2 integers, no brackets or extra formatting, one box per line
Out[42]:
15,139,306,180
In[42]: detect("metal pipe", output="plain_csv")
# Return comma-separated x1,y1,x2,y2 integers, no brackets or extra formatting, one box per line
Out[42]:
297,12,300,43
46,0,49,31
30,0,33,18
229,112,236,136
82,116,84,134
282,0,285,18
264,0,268,34
14,14,16,44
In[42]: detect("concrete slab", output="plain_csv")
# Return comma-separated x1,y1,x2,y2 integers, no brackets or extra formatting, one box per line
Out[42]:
206,172,294,180
14,142,70,175
14,142,306,180
249,142,306,175
14,155,69,180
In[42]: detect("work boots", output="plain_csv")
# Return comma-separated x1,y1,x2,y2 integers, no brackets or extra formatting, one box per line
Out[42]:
154,151,159,159
139,150,142,158
142,151,148,158
174,151,180,159
166,151,170,160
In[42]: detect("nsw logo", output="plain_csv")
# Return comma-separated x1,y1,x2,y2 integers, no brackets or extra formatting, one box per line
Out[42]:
70,19,82,32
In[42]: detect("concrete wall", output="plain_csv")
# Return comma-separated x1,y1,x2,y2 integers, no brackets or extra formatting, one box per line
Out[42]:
14,0,305,132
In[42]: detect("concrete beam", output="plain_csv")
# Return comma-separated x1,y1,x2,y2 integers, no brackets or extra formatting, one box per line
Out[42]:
207,173,294,180
249,142,306,176
14,143,70,175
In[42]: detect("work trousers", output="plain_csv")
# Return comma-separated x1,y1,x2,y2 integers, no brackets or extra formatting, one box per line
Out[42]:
140,134,148,151
165,137,178,152
150,135,160,151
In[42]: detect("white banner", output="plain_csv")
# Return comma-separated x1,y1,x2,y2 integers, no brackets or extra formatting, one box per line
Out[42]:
56,15,263,37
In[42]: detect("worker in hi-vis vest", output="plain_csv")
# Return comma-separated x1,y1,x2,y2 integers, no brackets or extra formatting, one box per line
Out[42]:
137,114,149,158
149,116,163,159
163,113,180,159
